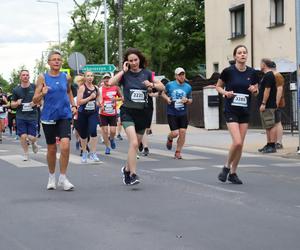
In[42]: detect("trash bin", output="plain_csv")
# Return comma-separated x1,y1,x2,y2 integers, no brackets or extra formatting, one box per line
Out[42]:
203,86,219,129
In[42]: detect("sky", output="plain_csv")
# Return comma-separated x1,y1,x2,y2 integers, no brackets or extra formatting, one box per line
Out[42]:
0,0,85,82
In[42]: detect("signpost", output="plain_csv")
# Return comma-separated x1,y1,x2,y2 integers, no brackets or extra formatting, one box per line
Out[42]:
82,64,116,73
68,52,86,74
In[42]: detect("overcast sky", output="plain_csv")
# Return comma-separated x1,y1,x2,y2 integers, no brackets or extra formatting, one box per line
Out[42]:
0,0,85,81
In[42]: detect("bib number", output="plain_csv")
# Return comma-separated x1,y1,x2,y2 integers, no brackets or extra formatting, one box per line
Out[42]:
22,102,33,112
85,101,95,111
174,99,184,110
231,93,249,107
130,89,146,103
103,101,114,114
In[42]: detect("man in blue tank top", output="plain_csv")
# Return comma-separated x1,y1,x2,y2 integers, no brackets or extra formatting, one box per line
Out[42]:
33,50,77,191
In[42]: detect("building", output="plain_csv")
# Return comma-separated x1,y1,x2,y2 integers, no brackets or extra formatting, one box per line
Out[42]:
204,0,296,77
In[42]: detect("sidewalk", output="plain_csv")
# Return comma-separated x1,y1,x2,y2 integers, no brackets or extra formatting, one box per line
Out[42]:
149,124,300,159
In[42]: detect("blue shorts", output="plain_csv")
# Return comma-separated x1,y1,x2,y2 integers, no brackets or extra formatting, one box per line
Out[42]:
16,118,37,137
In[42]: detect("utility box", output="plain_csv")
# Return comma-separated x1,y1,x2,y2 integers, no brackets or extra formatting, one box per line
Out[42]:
203,86,219,129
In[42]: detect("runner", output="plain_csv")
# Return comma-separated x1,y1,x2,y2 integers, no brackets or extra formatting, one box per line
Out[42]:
77,71,101,163
33,50,76,191
109,47,164,185
6,93,17,137
161,67,192,159
99,73,123,155
11,70,38,161
0,87,8,143
116,97,124,140
216,45,259,184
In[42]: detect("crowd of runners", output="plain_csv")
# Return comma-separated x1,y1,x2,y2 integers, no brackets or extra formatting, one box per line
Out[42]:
0,45,285,189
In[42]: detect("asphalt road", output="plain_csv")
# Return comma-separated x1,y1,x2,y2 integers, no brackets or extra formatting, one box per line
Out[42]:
0,132,299,250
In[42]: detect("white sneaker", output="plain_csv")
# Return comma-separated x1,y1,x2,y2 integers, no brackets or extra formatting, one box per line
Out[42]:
32,142,38,154
23,153,29,161
57,177,74,191
90,152,100,162
47,175,56,190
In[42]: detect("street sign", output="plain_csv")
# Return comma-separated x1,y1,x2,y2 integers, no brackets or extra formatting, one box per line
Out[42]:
68,52,86,73
82,64,116,73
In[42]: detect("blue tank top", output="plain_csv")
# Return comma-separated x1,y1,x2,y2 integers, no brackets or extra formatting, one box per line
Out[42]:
41,72,72,122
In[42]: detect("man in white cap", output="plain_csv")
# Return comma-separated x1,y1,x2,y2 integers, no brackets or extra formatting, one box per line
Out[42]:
161,67,192,159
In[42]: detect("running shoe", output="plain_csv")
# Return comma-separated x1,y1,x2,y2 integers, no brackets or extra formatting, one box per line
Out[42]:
32,142,38,154
121,166,130,185
218,166,230,182
276,143,283,149
228,173,243,184
258,144,268,152
23,153,29,161
174,151,182,159
166,137,173,150
138,142,144,152
81,152,88,163
47,175,56,190
117,134,123,140
105,147,111,155
261,146,276,153
57,176,74,191
110,139,116,149
129,174,140,185
143,147,149,156
90,152,100,162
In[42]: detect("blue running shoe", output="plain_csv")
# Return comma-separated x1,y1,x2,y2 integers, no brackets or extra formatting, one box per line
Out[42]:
81,152,88,163
110,139,116,149
105,147,111,155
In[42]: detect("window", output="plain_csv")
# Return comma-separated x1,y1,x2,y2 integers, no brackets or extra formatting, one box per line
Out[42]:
270,0,284,27
230,4,245,38
213,63,219,73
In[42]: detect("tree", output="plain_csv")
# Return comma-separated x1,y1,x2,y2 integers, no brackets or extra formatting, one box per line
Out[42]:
0,75,9,93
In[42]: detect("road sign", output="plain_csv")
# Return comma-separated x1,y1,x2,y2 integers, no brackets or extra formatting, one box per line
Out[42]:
82,64,116,73
68,52,86,73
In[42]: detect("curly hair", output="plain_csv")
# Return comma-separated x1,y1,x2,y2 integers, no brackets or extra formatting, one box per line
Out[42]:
123,48,147,69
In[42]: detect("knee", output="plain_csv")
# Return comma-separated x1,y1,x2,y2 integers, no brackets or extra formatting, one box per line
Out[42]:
130,140,139,150
233,141,243,149
171,131,179,138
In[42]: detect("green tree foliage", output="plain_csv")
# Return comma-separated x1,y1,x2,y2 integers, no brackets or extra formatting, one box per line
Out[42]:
0,75,9,92
61,0,204,79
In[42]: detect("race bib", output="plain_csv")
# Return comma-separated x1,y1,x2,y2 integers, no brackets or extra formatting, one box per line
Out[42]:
231,93,249,107
130,89,146,103
22,102,33,112
103,101,114,114
85,101,96,111
174,99,184,110
0,106,3,113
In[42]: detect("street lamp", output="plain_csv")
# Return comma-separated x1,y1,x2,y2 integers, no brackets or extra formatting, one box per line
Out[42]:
37,0,61,50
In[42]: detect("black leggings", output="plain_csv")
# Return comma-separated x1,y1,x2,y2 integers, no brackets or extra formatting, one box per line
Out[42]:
7,112,16,133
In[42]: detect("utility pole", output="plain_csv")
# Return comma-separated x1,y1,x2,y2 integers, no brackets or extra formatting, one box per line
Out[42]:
118,0,124,70
296,0,300,151
104,0,108,64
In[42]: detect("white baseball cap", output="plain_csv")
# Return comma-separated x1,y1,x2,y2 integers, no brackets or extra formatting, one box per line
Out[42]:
174,67,185,75
102,73,111,79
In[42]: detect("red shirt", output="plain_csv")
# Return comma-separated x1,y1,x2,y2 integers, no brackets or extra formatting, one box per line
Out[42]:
100,85,120,116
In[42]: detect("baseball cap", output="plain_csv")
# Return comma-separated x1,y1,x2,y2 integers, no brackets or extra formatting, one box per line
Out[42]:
102,73,111,79
175,67,185,75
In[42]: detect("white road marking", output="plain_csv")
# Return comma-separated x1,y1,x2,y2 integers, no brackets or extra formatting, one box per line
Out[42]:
0,149,9,152
185,146,259,157
150,148,210,160
172,176,245,194
56,153,104,165
0,154,47,168
152,167,204,172
270,163,300,167
106,151,158,162
212,164,264,168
